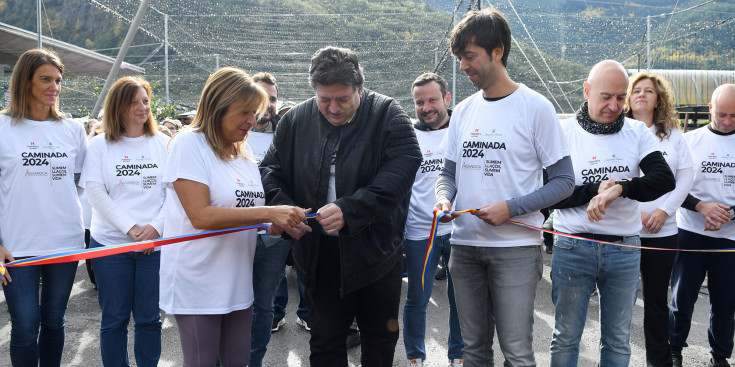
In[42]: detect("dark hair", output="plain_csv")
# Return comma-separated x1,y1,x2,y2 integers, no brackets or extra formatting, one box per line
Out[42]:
309,46,364,90
2,48,65,122
412,72,448,96
450,8,512,67
252,72,279,95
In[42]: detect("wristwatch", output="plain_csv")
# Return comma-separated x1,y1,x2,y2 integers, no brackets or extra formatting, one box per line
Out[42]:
614,179,630,197
728,206,735,221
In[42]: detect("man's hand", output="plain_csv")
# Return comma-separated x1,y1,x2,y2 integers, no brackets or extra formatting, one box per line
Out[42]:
434,198,460,223
317,203,345,235
598,178,617,193
587,184,623,222
473,201,510,226
695,202,730,231
280,222,313,239
0,244,14,285
642,209,668,234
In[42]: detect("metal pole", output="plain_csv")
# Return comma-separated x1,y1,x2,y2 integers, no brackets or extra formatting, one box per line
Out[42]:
37,0,42,48
646,15,651,71
452,13,457,109
90,0,151,119
164,14,169,105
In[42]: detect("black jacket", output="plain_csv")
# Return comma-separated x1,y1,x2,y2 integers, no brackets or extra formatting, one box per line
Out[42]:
260,89,422,295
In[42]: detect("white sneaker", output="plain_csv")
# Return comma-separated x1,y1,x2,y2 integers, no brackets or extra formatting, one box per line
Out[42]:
295,317,311,331
448,359,463,367
408,359,423,366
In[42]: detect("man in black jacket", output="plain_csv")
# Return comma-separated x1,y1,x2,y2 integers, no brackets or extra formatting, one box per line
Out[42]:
260,46,422,367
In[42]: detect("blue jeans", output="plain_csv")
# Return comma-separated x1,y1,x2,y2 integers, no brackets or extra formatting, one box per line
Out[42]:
403,234,462,360
249,235,292,367
90,237,161,367
449,244,542,367
2,260,78,367
273,264,309,321
550,234,641,367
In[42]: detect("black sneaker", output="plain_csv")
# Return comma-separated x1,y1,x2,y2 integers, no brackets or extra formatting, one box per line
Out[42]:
271,317,285,332
671,349,683,367
709,356,730,367
346,328,360,349
434,264,447,280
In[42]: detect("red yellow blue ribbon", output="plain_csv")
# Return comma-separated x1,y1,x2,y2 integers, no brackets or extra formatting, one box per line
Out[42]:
0,213,320,277
421,209,735,290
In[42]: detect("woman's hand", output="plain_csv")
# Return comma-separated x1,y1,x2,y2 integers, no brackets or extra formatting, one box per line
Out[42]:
127,225,161,254
0,244,15,285
269,206,308,232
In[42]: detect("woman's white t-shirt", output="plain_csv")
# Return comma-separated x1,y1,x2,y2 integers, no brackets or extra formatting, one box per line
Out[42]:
160,130,264,314
405,128,452,240
677,127,735,240
0,115,87,257
554,117,659,237
639,127,694,238
81,132,170,246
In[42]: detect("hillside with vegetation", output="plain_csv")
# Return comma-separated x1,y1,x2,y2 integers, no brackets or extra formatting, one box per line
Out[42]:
2,0,731,116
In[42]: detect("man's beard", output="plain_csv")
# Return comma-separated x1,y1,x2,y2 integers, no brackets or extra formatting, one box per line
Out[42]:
419,109,448,129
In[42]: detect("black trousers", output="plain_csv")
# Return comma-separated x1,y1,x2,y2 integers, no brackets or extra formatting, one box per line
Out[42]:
307,235,402,367
640,235,677,367
670,229,735,359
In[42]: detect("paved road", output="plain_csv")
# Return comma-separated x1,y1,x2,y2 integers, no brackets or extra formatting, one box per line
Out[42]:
0,252,720,366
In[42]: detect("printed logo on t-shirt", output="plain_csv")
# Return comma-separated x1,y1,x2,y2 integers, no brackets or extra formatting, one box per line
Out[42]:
605,153,622,163
24,169,48,177
588,156,601,166
27,142,38,150
115,163,158,177
136,155,152,162
484,159,502,177
461,140,506,159
461,161,482,170
43,141,60,150
581,165,631,184
121,155,132,163
419,158,442,174
20,151,66,166
235,189,264,208
484,129,503,138
51,166,67,181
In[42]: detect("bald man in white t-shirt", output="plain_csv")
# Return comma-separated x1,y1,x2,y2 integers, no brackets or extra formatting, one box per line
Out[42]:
669,84,735,367
549,60,675,367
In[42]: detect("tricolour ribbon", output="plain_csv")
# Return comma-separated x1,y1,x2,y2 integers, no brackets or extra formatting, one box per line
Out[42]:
421,209,735,290
0,213,319,277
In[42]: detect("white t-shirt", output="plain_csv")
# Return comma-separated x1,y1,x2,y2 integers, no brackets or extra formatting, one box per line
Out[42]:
0,115,87,256
406,128,452,240
639,127,694,238
81,132,169,246
444,84,569,248
677,127,735,240
554,117,659,237
246,131,273,164
160,130,264,314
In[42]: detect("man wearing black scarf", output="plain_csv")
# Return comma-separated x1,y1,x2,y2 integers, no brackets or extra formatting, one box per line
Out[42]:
549,60,675,367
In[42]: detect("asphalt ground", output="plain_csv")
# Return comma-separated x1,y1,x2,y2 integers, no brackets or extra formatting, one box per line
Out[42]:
0,251,720,366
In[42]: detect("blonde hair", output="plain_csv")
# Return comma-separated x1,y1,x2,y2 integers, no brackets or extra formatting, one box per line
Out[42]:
625,72,681,141
189,67,267,161
2,48,65,123
102,76,157,142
